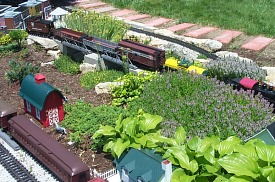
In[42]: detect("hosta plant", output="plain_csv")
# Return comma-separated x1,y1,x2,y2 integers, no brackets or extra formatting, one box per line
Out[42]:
206,56,267,81
93,109,164,158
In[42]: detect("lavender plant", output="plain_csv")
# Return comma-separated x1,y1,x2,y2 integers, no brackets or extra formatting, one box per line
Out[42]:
128,71,274,140
206,56,267,81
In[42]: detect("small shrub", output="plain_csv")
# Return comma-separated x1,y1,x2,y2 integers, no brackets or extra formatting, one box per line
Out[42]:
206,56,267,81
5,59,40,84
54,55,80,75
61,101,129,150
19,47,29,60
80,69,124,89
128,71,274,140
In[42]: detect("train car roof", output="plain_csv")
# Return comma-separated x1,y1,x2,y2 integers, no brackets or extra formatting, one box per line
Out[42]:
8,115,90,175
0,98,17,117
59,28,87,39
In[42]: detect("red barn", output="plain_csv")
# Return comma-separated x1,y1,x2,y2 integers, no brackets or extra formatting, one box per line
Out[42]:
19,73,65,127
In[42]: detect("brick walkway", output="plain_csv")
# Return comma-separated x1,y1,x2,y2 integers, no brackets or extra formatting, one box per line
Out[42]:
75,0,274,52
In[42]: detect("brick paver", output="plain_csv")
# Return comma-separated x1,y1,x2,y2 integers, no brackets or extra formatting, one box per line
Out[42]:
166,23,196,33
214,30,242,44
79,2,107,9
184,27,218,38
144,18,171,27
111,9,135,17
125,14,151,21
241,36,274,51
94,6,117,13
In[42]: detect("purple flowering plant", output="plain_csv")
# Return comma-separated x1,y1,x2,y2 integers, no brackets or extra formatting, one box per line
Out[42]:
128,71,274,140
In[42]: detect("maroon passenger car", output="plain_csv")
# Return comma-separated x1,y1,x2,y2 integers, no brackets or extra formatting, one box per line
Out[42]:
8,115,90,182
0,98,17,129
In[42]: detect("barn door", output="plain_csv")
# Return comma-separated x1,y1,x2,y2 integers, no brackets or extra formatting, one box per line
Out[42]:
48,108,59,126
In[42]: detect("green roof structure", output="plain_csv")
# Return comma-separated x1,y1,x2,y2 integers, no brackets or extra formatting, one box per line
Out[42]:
114,148,165,182
19,74,64,110
246,122,275,145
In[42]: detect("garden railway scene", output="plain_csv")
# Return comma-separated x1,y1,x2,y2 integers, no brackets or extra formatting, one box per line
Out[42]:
1,0,275,182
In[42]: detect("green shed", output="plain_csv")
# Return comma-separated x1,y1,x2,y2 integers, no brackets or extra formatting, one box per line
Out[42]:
114,148,172,182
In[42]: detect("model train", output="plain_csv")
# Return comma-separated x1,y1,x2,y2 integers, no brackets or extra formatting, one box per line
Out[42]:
26,16,166,71
0,98,91,182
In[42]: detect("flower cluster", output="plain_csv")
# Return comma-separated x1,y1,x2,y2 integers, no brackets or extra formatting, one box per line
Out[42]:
206,56,267,81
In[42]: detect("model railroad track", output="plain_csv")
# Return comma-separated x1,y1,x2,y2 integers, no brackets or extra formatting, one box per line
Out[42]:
129,27,219,60
0,142,38,182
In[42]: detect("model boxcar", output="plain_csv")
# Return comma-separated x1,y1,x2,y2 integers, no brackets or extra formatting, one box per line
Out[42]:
53,27,88,43
118,39,166,70
8,115,91,182
0,98,17,129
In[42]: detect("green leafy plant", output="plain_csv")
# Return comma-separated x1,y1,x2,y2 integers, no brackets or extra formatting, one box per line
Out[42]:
64,10,129,42
80,69,124,89
54,54,80,75
61,101,129,150
111,71,158,106
5,59,40,84
93,109,164,158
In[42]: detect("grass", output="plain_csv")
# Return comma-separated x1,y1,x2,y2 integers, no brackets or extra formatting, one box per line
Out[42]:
102,0,275,37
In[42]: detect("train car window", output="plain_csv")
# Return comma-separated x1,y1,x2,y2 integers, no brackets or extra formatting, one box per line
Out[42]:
31,22,34,27
78,172,87,182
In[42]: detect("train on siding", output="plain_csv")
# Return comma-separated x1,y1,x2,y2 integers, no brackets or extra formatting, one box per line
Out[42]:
0,98,91,182
26,16,166,71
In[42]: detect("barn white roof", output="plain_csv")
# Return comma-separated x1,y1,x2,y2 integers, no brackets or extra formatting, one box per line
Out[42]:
50,7,68,16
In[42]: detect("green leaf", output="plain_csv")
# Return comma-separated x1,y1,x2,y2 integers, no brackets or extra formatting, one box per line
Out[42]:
213,175,230,182
255,141,275,163
229,175,253,182
234,142,258,161
172,148,198,173
93,125,116,139
139,113,162,132
218,136,242,157
174,126,186,146
259,166,274,178
123,118,137,137
171,168,196,182
198,135,220,153
115,114,123,131
187,136,201,151
103,141,114,152
267,168,275,182
218,153,259,179
113,138,130,158
200,146,216,165
205,164,219,174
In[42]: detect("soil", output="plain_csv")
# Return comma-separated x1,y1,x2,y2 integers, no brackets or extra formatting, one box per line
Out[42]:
0,44,115,174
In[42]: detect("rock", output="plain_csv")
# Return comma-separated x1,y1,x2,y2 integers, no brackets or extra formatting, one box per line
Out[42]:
196,58,211,66
27,35,59,50
27,38,35,45
262,67,275,76
182,37,222,52
95,82,124,94
41,61,54,67
80,63,97,74
154,29,175,37
47,50,61,59
215,51,239,58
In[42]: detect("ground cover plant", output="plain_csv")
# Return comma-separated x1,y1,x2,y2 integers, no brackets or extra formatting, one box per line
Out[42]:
80,69,124,89
93,111,275,181
64,10,129,42
128,71,274,140
103,0,275,37
61,101,129,150
54,54,80,75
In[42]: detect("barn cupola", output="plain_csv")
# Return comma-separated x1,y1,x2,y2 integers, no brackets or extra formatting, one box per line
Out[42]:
35,73,46,84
